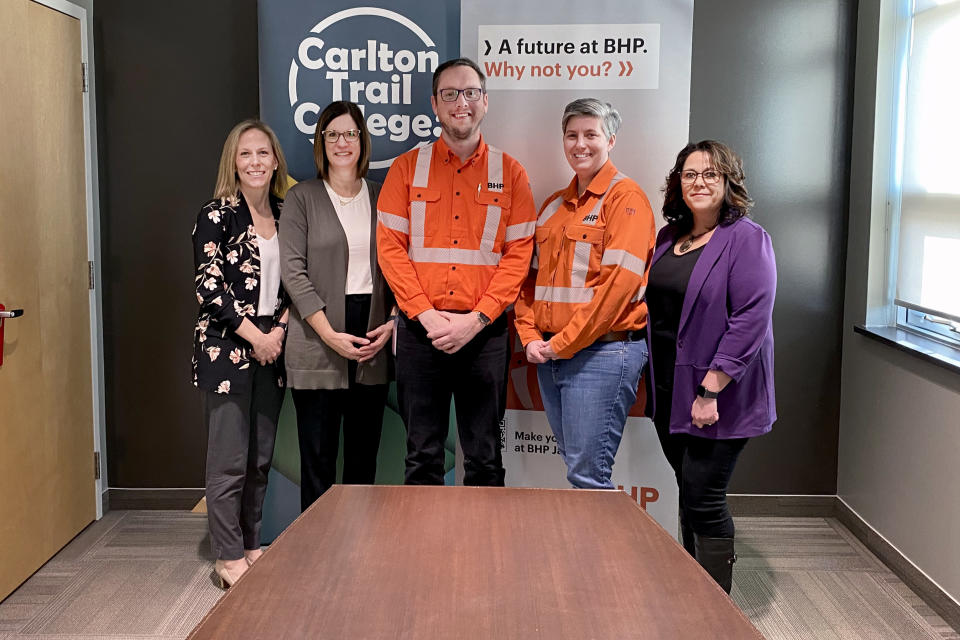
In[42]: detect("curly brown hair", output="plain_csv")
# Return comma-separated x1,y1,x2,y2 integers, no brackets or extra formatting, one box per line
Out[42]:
661,140,753,234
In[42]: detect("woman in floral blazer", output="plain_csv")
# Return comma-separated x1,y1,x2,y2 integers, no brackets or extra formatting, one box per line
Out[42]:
191,119,290,589
192,194,289,393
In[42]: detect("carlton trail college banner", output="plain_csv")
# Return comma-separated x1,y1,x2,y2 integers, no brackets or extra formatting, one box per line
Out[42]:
258,0,693,537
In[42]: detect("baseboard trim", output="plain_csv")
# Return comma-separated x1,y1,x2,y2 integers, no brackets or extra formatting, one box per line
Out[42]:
106,488,205,510
834,497,960,632
729,493,960,632
728,493,837,517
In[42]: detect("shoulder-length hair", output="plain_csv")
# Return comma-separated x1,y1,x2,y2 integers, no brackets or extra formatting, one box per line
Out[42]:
313,101,371,180
213,119,289,200
661,140,754,234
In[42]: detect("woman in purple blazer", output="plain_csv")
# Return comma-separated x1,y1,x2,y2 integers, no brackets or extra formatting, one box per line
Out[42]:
646,140,776,593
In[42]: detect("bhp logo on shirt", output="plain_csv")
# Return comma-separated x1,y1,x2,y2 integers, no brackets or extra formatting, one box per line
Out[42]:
488,182,504,190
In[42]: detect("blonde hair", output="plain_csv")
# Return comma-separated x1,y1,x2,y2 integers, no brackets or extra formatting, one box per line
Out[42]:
213,119,290,200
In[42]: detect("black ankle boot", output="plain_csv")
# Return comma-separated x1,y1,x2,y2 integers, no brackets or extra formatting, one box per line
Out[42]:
694,535,737,593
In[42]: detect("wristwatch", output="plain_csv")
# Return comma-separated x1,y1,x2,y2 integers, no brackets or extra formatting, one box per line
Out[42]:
275,321,288,332
696,384,719,399
476,311,491,327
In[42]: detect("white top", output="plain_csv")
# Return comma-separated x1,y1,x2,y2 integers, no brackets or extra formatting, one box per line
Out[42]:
324,179,374,295
256,232,281,316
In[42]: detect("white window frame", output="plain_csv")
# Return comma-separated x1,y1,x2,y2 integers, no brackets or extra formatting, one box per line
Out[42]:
885,0,960,350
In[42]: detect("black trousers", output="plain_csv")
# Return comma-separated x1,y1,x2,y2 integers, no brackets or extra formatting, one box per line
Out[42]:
396,313,509,486
654,388,748,539
292,295,388,512
203,322,283,560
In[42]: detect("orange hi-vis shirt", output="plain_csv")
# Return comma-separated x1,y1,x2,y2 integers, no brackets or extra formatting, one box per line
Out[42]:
376,135,537,321
514,160,656,359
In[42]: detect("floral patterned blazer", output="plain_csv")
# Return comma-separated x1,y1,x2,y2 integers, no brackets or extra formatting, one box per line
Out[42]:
192,192,289,395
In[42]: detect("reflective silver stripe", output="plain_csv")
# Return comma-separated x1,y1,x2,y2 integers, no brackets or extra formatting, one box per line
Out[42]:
535,285,594,303
570,242,592,288
410,202,426,248
487,146,504,191
504,221,535,242
377,210,409,234
630,285,647,303
412,144,433,188
409,246,501,266
409,144,434,249
538,196,564,226
600,249,647,277
479,146,504,252
568,172,628,291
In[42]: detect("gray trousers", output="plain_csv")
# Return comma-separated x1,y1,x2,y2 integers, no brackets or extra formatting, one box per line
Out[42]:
202,360,283,560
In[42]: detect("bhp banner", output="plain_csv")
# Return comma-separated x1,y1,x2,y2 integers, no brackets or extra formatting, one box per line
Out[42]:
462,0,694,536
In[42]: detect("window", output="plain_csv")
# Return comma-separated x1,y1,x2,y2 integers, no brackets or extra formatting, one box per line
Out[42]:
890,0,960,347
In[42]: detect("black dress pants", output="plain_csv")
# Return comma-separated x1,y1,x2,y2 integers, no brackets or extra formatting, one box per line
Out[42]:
292,295,388,512
396,313,508,486
654,387,748,539
203,337,283,560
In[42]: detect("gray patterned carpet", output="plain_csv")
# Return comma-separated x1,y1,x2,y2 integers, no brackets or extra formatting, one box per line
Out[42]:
0,512,956,639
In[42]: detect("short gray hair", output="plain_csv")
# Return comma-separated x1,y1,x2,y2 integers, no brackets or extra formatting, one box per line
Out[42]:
561,98,622,138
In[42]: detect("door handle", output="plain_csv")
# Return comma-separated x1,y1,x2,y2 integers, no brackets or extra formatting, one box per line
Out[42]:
0,304,24,367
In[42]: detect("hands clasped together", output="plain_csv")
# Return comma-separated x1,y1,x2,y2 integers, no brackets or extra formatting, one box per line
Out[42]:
322,319,394,363
419,309,485,355
249,326,285,366
523,339,558,364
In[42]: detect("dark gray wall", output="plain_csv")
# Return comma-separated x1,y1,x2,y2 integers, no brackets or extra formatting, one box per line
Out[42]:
96,0,259,487
690,0,855,493
98,1,855,493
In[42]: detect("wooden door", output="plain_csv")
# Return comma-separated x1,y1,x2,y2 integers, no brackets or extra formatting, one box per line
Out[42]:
0,0,96,601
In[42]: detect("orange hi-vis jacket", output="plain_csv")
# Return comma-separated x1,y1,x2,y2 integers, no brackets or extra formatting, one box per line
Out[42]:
514,160,656,359
376,135,537,321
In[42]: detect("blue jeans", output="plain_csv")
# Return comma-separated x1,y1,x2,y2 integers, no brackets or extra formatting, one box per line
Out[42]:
537,339,648,489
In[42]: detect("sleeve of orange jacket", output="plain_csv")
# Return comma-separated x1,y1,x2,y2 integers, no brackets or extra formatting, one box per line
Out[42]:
472,160,537,321
549,184,656,358
376,154,434,320
514,193,556,347
513,265,541,346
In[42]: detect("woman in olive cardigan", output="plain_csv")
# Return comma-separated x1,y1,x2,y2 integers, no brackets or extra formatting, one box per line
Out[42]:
279,101,395,511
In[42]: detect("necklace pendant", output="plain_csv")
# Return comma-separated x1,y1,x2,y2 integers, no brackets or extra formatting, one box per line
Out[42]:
678,239,693,253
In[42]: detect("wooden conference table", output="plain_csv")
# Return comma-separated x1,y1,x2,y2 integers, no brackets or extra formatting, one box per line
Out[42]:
188,486,763,639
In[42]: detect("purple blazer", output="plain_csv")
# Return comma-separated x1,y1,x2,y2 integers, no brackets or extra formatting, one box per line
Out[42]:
647,217,777,439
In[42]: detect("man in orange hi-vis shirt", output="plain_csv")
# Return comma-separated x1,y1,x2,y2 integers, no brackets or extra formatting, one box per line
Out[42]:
377,58,536,486
514,98,656,490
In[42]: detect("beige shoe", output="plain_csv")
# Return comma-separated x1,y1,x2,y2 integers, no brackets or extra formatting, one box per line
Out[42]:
214,558,247,589
244,547,264,566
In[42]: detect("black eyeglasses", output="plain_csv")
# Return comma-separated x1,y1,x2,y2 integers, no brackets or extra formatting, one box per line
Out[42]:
437,87,484,102
320,129,361,143
680,169,722,185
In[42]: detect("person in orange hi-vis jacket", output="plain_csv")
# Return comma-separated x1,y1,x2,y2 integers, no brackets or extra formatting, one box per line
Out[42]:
376,58,537,486
514,98,656,490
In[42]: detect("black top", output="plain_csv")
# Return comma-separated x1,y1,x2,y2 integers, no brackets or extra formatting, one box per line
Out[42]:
646,245,704,421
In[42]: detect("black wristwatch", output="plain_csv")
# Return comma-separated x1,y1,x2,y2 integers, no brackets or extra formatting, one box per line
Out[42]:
476,311,491,326
275,321,288,332
696,384,719,400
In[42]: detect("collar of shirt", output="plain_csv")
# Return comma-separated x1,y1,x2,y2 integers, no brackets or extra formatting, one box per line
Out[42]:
561,159,618,206
435,133,487,170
